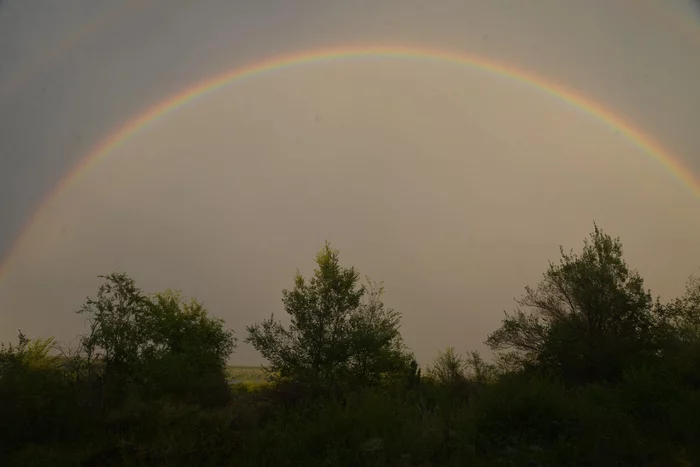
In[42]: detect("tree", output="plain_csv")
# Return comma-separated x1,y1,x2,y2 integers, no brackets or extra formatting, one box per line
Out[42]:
76,273,236,404
664,273,700,344
427,347,466,386
486,224,661,383
141,290,237,404
464,350,498,383
346,280,413,385
656,273,700,388
246,243,411,389
76,273,150,391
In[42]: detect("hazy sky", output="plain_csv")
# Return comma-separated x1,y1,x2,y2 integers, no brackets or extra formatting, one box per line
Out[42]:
1,0,699,365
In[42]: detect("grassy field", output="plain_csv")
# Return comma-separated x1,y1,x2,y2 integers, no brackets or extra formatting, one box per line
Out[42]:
226,365,268,382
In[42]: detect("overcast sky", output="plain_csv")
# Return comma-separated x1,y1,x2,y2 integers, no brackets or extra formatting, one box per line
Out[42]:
1,0,699,364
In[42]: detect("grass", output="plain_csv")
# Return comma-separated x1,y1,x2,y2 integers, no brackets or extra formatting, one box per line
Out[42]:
226,365,268,382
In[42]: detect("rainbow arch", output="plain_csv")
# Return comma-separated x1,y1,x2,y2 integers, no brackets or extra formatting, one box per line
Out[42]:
1,44,698,283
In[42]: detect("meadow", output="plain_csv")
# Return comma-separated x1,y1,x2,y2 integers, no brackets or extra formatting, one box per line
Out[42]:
226,366,267,383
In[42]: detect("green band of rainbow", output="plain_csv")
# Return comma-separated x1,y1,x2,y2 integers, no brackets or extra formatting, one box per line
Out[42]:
1,44,697,283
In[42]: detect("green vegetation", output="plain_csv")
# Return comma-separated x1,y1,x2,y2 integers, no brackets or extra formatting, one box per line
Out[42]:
226,366,267,382
246,243,414,392
2,225,700,466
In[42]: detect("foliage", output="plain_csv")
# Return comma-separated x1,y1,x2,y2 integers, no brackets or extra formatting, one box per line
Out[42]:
139,289,237,405
427,346,466,385
663,273,700,343
4,228,700,466
464,350,499,383
0,331,57,372
0,332,79,452
76,272,151,394
227,365,268,382
73,274,236,406
486,224,662,383
346,280,414,386
246,242,411,389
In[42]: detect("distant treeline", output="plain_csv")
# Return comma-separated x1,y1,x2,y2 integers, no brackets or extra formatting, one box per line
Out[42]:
1,223,699,466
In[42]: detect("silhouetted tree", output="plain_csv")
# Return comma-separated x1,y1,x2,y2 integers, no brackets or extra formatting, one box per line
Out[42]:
76,273,236,405
486,224,662,383
427,347,466,386
663,273,700,343
656,273,700,388
141,289,237,405
346,280,413,385
246,242,411,390
77,273,150,397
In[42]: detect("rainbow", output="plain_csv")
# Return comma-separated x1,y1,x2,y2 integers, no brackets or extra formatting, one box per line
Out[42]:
1,44,698,283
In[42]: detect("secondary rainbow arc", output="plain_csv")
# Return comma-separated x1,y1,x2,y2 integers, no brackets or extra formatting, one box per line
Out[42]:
1,44,697,284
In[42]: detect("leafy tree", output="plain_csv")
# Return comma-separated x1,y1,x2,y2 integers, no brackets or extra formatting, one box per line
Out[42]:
427,347,466,386
664,273,700,343
346,280,412,385
141,290,237,404
656,273,700,388
76,273,236,404
146,290,236,368
246,243,411,389
486,224,661,383
76,272,150,390
464,350,498,383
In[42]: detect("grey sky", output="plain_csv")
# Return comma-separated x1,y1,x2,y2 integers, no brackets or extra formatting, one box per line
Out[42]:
1,0,699,364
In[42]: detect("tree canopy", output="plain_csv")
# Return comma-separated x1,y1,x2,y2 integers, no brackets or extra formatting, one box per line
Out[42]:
246,242,412,388
486,224,662,383
76,272,236,404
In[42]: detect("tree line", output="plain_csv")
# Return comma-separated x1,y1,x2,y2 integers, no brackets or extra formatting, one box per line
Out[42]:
2,224,699,466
